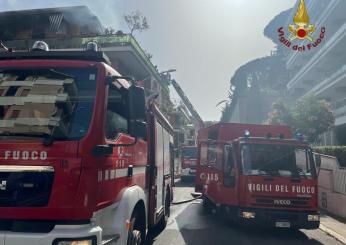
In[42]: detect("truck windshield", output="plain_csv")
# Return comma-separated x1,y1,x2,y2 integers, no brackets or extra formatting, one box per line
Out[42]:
241,144,316,179
0,67,97,140
182,147,197,158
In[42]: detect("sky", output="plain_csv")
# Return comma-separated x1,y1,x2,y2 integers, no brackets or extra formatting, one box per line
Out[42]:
0,0,296,121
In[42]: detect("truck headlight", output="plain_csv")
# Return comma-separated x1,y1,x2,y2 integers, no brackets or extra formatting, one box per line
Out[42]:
54,237,96,245
242,211,256,219
308,214,320,222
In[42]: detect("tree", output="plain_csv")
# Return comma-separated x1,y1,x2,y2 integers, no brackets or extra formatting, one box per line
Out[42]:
293,96,335,143
266,96,335,143
266,100,294,126
104,27,115,35
221,55,288,122
124,10,149,36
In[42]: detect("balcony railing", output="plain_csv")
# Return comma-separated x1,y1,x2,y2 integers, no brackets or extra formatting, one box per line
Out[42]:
3,34,169,92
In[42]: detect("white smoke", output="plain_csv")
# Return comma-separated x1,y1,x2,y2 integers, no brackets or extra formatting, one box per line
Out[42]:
5,0,17,7
1,0,123,31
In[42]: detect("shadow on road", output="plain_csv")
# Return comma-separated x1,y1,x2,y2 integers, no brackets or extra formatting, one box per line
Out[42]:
173,201,325,245
145,225,165,245
145,181,328,245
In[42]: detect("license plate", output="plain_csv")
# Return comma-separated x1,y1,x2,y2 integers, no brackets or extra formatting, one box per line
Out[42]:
189,170,196,174
275,222,291,228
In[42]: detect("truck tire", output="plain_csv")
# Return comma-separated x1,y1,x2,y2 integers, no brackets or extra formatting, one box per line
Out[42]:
202,196,213,214
158,190,170,230
127,214,145,245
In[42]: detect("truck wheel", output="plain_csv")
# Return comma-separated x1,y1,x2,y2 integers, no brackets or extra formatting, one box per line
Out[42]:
127,216,144,245
202,196,213,214
158,191,170,230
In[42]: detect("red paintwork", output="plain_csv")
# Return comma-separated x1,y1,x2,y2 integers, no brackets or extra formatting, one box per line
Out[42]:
196,123,318,213
147,102,174,227
181,146,197,169
0,58,172,225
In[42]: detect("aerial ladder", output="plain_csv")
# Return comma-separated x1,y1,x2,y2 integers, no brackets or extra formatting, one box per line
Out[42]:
171,79,204,129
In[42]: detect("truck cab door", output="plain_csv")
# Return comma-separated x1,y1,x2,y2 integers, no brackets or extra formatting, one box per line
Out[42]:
196,142,222,202
222,144,238,206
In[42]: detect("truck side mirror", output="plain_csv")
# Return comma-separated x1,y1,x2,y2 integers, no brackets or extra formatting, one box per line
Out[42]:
128,85,147,139
128,85,146,121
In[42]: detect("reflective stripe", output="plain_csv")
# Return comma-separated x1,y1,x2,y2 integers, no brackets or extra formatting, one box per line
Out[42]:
0,165,54,172
115,168,128,178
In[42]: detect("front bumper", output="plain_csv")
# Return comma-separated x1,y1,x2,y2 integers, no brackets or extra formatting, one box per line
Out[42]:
236,208,320,229
0,224,103,245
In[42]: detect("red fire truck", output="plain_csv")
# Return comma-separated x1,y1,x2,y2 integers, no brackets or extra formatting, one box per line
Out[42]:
0,43,173,244
180,146,197,182
195,123,319,229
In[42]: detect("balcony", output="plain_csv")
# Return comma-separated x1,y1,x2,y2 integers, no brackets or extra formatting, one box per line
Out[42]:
3,34,169,93
286,21,346,92
304,64,346,97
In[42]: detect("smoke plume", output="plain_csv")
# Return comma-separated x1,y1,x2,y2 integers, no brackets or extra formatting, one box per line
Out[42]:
1,0,122,30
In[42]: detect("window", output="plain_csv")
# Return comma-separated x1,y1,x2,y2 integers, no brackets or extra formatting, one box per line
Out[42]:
20,89,30,97
10,110,20,119
199,143,208,166
0,67,97,140
105,86,128,140
207,144,222,170
241,144,316,178
207,144,218,166
223,145,234,175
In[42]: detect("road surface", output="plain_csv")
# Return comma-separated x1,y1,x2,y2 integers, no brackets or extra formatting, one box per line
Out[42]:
146,181,343,245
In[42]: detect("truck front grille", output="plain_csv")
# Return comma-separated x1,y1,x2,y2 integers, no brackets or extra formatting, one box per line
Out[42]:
252,196,310,209
0,166,54,207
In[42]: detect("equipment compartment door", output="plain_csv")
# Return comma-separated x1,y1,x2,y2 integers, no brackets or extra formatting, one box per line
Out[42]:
155,121,164,212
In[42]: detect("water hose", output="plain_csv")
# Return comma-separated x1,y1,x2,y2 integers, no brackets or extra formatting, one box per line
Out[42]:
171,193,202,205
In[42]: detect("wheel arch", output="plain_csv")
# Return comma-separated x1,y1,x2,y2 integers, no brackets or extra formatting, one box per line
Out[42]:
112,185,148,245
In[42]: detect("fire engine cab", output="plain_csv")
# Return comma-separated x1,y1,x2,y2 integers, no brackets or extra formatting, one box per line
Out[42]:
180,146,197,182
195,123,319,229
0,42,173,245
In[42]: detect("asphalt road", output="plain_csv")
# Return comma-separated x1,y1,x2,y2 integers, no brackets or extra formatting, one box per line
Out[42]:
146,180,343,245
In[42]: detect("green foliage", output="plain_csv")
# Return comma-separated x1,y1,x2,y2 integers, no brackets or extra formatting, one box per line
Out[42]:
266,100,294,126
266,96,335,143
293,96,335,142
314,146,346,167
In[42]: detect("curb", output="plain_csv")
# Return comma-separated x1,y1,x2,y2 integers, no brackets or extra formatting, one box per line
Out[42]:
319,224,346,245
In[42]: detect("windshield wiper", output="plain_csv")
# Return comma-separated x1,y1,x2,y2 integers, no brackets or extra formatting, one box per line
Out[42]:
256,169,281,177
0,132,55,146
296,168,309,179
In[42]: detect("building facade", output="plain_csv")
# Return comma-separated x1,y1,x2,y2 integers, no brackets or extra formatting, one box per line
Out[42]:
0,6,172,116
285,0,346,145
225,0,346,146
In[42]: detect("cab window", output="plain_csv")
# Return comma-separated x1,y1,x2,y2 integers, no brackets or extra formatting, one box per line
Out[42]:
105,86,128,140
207,143,223,170
223,145,235,175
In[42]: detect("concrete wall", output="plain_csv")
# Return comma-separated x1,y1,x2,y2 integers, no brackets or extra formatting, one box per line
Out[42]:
317,154,346,219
